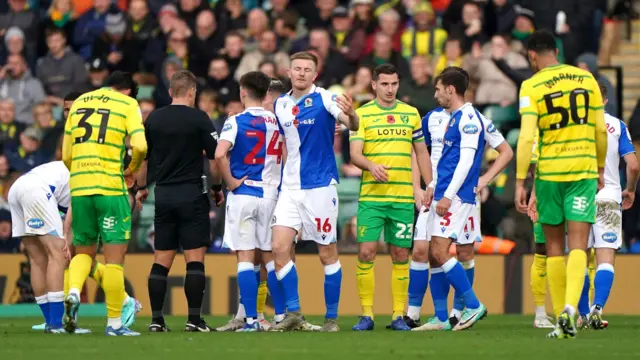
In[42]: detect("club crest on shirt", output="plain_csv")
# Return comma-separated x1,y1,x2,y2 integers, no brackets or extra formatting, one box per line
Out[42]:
304,98,313,107
387,115,395,124
400,115,409,124
449,118,456,127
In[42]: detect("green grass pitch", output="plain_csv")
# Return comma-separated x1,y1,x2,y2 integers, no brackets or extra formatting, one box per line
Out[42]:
1,316,639,359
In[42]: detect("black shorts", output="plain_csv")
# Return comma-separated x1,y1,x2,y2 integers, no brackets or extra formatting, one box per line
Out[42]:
154,183,211,251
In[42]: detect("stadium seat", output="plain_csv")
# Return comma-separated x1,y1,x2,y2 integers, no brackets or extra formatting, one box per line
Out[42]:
483,105,518,130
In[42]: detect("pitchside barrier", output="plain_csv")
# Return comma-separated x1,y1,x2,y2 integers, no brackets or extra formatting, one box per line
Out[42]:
1,254,639,316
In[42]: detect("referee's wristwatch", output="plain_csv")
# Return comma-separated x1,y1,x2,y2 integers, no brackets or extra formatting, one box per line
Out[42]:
211,184,223,192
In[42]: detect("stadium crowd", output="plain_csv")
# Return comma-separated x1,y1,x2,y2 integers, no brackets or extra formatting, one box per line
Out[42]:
0,0,638,255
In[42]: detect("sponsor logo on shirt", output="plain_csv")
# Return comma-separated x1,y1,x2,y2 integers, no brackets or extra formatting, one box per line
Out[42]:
377,129,407,136
211,132,219,141
463,124,479,134
27,218,44,229
222,123,232,132
487,123,497,133
331,94,337,102
602,232,617,243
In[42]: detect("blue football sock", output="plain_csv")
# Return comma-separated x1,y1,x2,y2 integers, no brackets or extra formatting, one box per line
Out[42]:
277,261,300,312
429,267,450,322
237,262,258,319
593,263,615,310
578,272,591,316
454,260,476,311
254,265,261,285
324,262,342,319
408,261,430,310
36,295,50,325
266,262,286,315
47,291,65,328
443,258,480,309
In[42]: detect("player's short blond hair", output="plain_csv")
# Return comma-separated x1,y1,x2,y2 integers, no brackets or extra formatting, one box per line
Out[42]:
290,51,318,68
170,70,197,98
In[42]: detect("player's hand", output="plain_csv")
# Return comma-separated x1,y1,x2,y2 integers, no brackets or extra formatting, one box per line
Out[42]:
227,175,248,191
598,172,605,191
425,187,434,209
336,93,356,117
622,189,635,210
368,163,390,182
477,175,490,193
135,188,149,210
211,189,225,207
527,191,538,222
124,168,135,188
61,241,71,261
334,124,342,136
436,196,451,216
514,183,528,214
414,188,425,210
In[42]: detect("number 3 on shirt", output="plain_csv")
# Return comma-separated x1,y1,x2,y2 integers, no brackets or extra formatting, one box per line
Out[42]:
244,131,282,164
74,108,111,144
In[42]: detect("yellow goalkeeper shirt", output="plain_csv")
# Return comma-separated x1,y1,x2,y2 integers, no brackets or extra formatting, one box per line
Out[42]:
62,87,147,196
350,100,423,203
516,64,607,182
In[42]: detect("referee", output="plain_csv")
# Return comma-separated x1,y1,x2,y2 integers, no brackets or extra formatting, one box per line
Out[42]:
134,70,224,333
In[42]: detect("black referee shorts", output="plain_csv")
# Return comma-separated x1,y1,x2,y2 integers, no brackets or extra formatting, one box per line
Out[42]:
154,183,211,251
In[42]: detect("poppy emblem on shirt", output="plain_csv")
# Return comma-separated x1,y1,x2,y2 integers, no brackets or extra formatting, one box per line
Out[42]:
292,105,300,116
387,115,395,124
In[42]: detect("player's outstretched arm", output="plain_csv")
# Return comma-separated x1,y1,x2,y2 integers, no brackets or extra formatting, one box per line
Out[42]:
478,141,513,191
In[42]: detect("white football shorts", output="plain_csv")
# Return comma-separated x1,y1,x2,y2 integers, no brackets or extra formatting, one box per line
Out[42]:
429,197,476,245
8,175,63,238
223,192,277,251
271,185,339,245
588,199,622,250
414,205,432,241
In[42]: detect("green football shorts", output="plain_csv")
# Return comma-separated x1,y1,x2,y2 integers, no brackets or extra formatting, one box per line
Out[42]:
357,201,414,248
533,222,545,244
71,195,131,246
535,178,597,225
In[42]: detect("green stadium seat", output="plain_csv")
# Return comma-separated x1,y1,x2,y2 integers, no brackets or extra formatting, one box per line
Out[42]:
483,105,518,129
136,85,155,100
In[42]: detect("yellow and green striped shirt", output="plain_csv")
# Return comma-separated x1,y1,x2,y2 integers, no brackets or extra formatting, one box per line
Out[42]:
63,88,146,196
350,100,423,203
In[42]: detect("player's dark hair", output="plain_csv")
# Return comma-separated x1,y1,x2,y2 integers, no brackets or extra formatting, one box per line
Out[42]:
526,29,557,54
268,79,287,95
372,64,399,81
240,71,271,101
440,66,469,89
64,91,83,102
290,51,318,67
598,81,608,100
434,68,468,95
104,71,138,98
169,70,197,98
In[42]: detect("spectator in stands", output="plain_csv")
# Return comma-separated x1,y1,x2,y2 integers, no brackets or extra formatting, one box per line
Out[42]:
401,2,448,59
207,57,240,106
0,208,19,253
343,65,375,109
464,33,527,106
178,0,208,30
37,28,88,106
219,31,245,76
215,0,248,32
0,100,22,147
398,55,437,117
0,54,46,125
360,33,410,79
331,6,366,65
244,8,270,53
490,0,516,35
576,52,619,118
258,60,277,79
433,37,463,77
128,0,157,49
234,30,289,81
352,0,376,35
153,55,183,108
0,154,10,198
306,0,337,29
274,11,300,54
87,57,108,90
308,28,350,85
92,12,139,74
2,27,33,72
267,0,291,25
449,1,488,53
4,126,47,172
197,88,223,132
73,0,117,60
224,99,243,120
188,10,225,79
364,8,403,54
32,102,63,160
139,98,155,123
0,0,38,67
41,0,77,55
155,29,192,82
